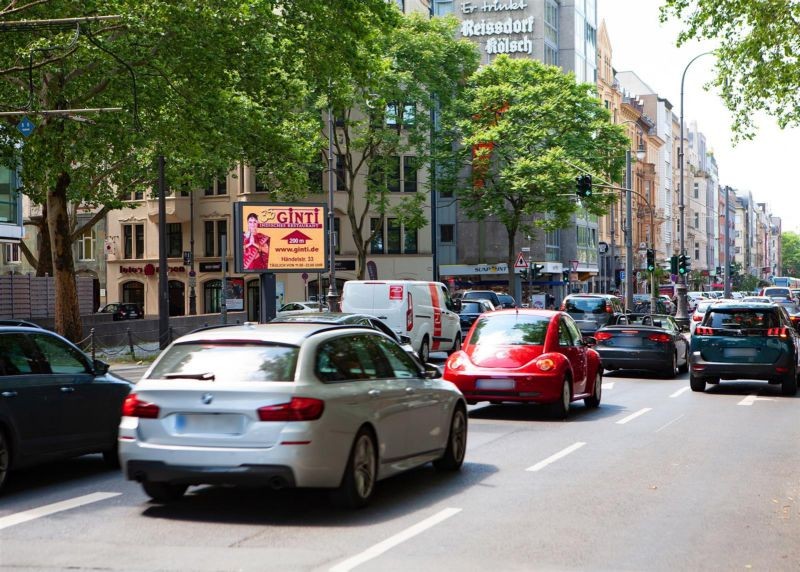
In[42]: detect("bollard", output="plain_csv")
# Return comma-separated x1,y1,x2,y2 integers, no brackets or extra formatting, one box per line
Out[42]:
90,328,96,361
127,328,135,359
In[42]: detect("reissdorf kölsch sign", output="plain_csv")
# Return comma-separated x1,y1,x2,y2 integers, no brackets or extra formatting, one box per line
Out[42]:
459,1,534,56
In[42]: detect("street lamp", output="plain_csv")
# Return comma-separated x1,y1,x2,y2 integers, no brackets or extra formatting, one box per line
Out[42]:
676,51,714,326
326,107,339,311
624,142,646,311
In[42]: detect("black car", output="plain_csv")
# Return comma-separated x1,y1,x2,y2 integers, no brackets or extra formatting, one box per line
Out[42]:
98,303,144,321
461,290,502,308
496,294,517,309
458,299,495,336
594,313,689,377
0,326,133,491
561,294,627,335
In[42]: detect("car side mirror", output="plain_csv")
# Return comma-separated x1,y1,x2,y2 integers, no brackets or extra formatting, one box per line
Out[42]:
93,359,110,376
398,334,412,345
582,336,597,347
453,299,462,312
423,363,442,379
680,324,690,333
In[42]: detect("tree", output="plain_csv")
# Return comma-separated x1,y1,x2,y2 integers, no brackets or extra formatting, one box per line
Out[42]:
437,55,629,290
661,0,800,138
323,13,478,279
0,0,397,340
781,231,800,276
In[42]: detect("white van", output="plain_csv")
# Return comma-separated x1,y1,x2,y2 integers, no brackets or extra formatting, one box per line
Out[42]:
341,280,461,362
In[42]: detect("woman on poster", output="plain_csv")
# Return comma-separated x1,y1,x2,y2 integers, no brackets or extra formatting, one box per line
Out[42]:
242,212,270,270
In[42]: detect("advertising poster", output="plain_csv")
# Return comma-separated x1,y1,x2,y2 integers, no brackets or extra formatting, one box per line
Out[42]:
224,278,244,311
234,203,327,273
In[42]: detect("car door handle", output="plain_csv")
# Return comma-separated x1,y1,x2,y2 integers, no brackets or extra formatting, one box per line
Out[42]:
367,389,381,398
60,386,75,393
405,387,415,394
1,391,17,398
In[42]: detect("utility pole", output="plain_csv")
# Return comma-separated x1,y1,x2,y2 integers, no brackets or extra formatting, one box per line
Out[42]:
157,155,169,349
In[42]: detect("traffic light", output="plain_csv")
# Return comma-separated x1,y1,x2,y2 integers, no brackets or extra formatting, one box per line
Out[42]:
532,263,544,278
575,174,592,198
562,269,570,284
520,268,528,280
646,249,655,272
670,255,678,275
678,254,690,275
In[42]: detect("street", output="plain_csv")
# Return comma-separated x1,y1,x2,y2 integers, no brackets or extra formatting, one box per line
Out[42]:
0,367,798,571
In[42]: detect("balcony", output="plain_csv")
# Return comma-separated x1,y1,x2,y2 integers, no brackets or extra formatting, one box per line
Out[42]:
146,196,192,223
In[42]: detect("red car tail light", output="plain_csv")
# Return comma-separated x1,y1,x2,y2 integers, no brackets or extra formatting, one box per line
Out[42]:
447,354,467,371
535,357,555,371
406,291,414,332
122,393,160,419
258,397,324,422
559,302,566,310
766,327,789,337
647,333,672,343
605,304,613,313
692,314,702,321
594,332,613,341
695,326,714,335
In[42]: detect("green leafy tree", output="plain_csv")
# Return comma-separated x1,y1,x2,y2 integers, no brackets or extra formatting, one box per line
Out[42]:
781,231,800,276
0,0,396,340
437,55,629,289
661,0,800,138
325,13,478,279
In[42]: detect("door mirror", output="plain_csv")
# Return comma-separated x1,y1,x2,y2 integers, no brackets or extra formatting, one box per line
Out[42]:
423,363,442,379
582,336,597,347
92,359,110,376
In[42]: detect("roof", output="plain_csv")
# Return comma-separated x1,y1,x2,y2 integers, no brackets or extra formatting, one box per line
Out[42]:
176,322,374,346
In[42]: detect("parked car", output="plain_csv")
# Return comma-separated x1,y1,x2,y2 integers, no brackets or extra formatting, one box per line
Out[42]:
461,290,503,309
0,326,132,492
496,294,517,309
690,299,718,335
560,293,626,335
759,286,793,300
119,322,467,507
98,303,144,321
690,302,800,395
594,313,689,377
457,299,495,336
276,301,325,316
0,319,43,328
271,312,419,361
443,309,602,418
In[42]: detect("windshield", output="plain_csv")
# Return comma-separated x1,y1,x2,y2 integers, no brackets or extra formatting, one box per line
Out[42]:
148,342,299,382
460,302,484,313
706,309,780,330
564,297,606,313
470,314,550,346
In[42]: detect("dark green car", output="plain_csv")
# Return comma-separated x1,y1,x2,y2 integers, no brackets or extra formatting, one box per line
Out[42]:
689,302,800,395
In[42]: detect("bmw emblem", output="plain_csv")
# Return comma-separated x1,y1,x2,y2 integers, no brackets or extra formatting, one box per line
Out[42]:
201,393,213,405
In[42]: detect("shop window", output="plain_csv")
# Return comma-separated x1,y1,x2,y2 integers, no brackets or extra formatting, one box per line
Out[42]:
204,279,222,313
122,281,144,306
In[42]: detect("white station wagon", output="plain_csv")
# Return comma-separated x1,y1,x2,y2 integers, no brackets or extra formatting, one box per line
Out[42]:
119,322,467,508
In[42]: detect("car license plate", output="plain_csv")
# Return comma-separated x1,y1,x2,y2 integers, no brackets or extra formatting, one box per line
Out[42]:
476,378,515,390
174,413,244,435
617,337,642,347
723,347,757,358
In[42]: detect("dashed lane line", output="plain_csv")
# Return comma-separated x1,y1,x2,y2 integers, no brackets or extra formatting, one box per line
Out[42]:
329,507,462,572
525,442,586,472
738,393,774,406
0,492,120,531
670,387,690,398
616,408,652,425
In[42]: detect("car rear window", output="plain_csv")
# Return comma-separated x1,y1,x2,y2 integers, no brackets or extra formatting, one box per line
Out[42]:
470,314,550,346
464,291,497,301
461,302,484,313
147,342,299,382
764,288,791,298
706,309,780,330
565,298,606,313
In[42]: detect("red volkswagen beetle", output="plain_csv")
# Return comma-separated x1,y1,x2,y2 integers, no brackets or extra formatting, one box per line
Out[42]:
443,309,603,418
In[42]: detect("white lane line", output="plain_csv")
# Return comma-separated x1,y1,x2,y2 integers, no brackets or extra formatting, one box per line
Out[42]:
525,442,586,472
738,393,774,406
655,414,685,433
670,387,690,398
0,492,120,531
616,408,652,425
329,507,461,572
602,382,615,389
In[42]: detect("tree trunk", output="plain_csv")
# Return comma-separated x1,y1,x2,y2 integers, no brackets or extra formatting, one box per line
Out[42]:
47,172,83,342
34,205,54,277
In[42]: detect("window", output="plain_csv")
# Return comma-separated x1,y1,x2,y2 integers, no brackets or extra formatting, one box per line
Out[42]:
693,182,699,199
123,224,144,259
404,227,417,254
167,222,183,258
315,334,390,383
694,244,700,260
440,224,454,244
385,102,416,128
403,156,418,193
335,154,347,191
373,336,420,378
4,242,20,264
370,218,384,254
204,177,228,196
254,165,267,192
694,213,699,229
31,333,89,374
372,218,416,255
0,168,18,223
77,228,96,261
204,279,222,313
333,217,340,255
0,333,37,375
122,281,144,305
387,218,401,254
388,156,401,193
204,220,227,257
433,0,454,15
127,189,144,201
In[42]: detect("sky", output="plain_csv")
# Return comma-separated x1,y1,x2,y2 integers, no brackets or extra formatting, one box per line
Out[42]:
597,0,800,233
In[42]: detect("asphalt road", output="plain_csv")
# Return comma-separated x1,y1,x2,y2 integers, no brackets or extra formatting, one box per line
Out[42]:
1,367,798,571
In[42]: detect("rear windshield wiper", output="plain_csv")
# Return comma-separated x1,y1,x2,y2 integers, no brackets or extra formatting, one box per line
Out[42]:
163,372,216,380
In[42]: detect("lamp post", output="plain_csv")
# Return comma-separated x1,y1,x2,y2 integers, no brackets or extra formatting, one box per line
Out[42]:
326,107,339,311
624,143,646,311
676,51,713,326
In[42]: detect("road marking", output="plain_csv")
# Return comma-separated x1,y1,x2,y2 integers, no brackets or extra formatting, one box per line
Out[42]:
670,387,690,398
525,442,586,472
616,408,652,425
602,382,615,389
0,492,120,531
738,393,775,406
655,414,684,433
329,507,461,572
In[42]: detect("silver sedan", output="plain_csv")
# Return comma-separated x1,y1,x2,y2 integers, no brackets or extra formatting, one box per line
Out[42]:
118,323,467,508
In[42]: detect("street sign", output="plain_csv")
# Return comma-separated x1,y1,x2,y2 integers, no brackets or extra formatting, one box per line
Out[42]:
620,271,626,279
514,252,527,269
16,116,35,137
301,272,309,282
570,259,579,271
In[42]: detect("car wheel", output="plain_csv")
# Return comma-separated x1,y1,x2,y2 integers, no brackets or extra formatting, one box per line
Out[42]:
551,377,571,420
447,334,462,356
664,352,678,379
434,406,467,471
142,481,187,503
781,368,798,396
678,348,689,374
419,337,430,363
331,427,377,509
0,429,10,492
689,374,706,392
584,371,602,408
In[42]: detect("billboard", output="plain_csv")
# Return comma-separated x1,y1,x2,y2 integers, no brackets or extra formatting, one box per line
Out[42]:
233,202,327,274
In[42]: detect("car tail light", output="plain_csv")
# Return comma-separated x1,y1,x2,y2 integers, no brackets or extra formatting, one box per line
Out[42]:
695,326,714,335
594,332,613,341
766,327,789,337
257,397,324,421
447,354,466,371
122,393,160,419
692,314,702,321
559,302,566,310
535,357,555,371
647,333,671,343
406,291,414,332
605,304,612,313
